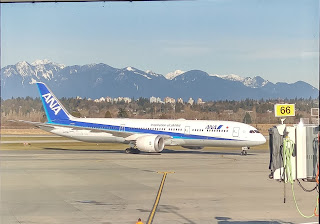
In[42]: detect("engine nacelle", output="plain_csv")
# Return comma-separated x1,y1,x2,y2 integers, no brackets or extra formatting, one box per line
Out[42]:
136,135,165,153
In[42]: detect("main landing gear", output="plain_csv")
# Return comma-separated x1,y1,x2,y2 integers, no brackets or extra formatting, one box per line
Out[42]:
125,142,140,154
125,147,140,154
240,146,249,156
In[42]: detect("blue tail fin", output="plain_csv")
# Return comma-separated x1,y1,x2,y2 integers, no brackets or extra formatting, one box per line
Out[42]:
36,82,72,123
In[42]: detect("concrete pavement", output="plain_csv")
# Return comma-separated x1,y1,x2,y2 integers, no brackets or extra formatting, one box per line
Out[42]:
0,148,318,224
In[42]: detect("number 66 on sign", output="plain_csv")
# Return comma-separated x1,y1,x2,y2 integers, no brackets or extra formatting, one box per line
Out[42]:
274,104,295,117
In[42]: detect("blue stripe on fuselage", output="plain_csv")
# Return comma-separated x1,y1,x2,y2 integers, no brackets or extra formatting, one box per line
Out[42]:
48,119,239,141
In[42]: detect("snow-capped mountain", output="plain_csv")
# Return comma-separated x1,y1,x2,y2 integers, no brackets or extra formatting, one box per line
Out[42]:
210,74,269,88
3,59,66,82
167,71,270,88
1,60,318,100
165,70,185,80
31,59,65,69
123,67,162,80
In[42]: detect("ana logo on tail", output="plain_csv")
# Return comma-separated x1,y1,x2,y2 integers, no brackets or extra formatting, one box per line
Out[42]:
42,93,62,115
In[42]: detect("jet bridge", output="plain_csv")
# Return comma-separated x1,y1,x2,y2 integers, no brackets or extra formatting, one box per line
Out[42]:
268,121,319,218
269,123,319,182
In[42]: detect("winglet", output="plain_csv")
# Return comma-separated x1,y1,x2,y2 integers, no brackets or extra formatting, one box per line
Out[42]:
36,82,72,122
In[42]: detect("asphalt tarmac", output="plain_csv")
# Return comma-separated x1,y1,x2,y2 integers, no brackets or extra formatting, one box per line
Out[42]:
0,148,318,224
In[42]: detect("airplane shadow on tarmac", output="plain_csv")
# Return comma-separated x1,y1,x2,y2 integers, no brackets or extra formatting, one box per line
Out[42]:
215,217,294,224
43,147,124,153
162,148,256,156
43,147,254,156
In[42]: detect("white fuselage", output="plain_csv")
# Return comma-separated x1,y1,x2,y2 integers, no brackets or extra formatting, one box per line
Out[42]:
42,117,266,148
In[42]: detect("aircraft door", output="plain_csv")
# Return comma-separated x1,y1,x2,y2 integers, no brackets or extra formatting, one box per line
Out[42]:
119,124,125,132
232,127,240,137
184,126,190,135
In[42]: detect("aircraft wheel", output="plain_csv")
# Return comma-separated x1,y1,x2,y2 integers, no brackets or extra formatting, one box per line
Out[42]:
240,150,247,156
269,173,274,179
133,148,140,154
125,148,140,154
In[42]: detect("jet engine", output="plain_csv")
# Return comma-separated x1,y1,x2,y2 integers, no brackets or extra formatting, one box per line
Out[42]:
136,135,165,153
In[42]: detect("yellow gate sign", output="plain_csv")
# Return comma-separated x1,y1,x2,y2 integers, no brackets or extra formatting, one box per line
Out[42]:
274,104,295,117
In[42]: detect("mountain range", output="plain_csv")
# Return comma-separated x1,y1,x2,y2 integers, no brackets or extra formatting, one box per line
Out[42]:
1,59,318,101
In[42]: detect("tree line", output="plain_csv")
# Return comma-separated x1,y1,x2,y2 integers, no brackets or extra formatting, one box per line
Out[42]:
1,96,318,127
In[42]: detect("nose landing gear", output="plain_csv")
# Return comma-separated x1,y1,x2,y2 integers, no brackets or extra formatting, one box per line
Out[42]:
241,146,249,156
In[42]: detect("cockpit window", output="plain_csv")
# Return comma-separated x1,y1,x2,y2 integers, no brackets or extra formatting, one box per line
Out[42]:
250,130,260,133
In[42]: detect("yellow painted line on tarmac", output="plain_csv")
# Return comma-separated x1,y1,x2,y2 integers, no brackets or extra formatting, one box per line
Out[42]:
147,171,174,224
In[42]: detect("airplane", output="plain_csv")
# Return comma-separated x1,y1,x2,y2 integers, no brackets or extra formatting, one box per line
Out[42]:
22,82,266,155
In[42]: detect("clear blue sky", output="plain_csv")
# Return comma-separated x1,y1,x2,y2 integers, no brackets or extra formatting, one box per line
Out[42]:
1,0,319,87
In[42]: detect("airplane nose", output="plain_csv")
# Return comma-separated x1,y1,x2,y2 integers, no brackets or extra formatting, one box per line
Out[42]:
259,134,267,144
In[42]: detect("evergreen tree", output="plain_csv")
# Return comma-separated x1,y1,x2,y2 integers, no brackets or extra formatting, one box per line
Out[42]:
243,112,252,124
117,108,128,118
104,111,112,118
71,111,82,118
